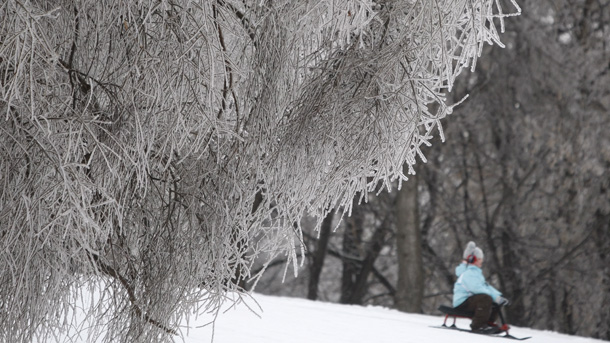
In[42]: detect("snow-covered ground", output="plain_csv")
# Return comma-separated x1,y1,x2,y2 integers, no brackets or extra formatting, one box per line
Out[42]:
55,291,605,343
179,293,604,343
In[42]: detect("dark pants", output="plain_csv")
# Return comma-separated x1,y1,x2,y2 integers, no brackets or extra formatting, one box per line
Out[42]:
455,294,499,330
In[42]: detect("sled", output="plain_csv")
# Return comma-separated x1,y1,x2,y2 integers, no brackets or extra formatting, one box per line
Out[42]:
435,305,532,340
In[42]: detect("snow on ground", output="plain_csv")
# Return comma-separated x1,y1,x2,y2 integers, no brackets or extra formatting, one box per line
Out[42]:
58,292,605,343
183,293,602,343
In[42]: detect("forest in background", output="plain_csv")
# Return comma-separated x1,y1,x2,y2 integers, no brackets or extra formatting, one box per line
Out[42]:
252,0,610,340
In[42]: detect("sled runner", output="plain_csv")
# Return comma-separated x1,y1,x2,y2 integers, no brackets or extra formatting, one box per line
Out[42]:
434,305,532,340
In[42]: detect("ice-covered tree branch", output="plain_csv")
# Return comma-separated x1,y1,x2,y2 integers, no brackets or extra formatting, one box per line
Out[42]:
0,0,519,341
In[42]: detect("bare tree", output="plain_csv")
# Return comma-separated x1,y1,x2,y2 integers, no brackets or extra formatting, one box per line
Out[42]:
394,164,424,313
0,0,519,341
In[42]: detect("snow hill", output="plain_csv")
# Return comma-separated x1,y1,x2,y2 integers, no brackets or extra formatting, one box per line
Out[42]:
184,293,604,343
59,293,605,343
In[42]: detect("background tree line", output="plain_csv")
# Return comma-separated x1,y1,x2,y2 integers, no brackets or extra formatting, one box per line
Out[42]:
251,0,610,340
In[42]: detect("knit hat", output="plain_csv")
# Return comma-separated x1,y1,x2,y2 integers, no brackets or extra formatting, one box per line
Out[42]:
472,247,484,262
462,241,476,260
463,241,484,263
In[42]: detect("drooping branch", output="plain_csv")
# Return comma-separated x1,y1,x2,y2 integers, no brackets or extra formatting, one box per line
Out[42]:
88,252,177,336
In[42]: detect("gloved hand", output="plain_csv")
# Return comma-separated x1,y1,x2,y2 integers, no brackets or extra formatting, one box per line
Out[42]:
496,296,510,306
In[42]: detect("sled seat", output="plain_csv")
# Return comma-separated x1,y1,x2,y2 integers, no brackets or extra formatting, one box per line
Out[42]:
438,305,474,318
438,305,474,327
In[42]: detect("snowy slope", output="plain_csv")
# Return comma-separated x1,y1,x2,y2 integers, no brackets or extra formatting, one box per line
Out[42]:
58,292,605,343
179,293,602,343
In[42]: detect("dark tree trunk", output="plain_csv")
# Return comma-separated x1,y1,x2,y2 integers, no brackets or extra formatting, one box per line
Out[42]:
340,199,364,304
345,225,389,304
307,211,334,300
394,164,424,313
593,210,610,340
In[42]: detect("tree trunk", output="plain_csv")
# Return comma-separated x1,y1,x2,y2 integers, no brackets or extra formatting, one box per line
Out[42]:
394,164,424,313
308,212,334,300
345,224,389,304
341,199,364,304
593,210,610,340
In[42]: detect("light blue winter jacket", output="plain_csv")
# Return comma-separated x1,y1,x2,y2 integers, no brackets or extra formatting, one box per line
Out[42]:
453,263,502,307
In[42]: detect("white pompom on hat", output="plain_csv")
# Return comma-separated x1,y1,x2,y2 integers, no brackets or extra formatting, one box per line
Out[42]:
462,241,476,260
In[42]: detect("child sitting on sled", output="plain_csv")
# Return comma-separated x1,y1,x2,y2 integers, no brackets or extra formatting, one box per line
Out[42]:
452,242,510,334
